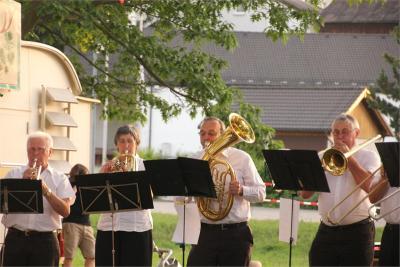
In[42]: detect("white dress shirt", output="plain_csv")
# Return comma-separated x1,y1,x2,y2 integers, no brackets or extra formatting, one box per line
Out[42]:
97,156,153,232
2,165,76,231
318,149,381,225
196,147,266,224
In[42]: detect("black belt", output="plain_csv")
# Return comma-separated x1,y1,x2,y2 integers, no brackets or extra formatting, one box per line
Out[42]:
321,218,372,231
201,222,247,231
8,227,56,237
386,223,400,230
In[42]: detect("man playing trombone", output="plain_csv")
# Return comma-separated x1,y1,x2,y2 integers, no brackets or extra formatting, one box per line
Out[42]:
300,114,380,266
369,168,400,266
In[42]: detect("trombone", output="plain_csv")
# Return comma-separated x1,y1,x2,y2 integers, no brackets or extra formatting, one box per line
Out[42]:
322,135,382,176
322,135,384,225
326,166,384,225
368,187,400,220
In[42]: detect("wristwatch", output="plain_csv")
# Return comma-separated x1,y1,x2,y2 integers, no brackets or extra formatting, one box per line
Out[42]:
44,188,52,197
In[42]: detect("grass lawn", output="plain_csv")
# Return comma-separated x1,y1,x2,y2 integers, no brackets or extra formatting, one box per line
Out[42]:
70,212,383,267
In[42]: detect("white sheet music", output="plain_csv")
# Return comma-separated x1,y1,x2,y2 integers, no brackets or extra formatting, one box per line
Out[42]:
172,201,201,245
279,197,300,245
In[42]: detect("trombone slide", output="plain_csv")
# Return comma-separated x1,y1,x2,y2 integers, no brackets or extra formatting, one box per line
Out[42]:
369,188,400,220
326,166,383,225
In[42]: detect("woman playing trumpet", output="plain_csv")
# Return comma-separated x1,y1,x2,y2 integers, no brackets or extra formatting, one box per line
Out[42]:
95,125,153,267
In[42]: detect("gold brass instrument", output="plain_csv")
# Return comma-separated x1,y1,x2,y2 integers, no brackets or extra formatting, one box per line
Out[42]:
31,158,42,179
368,188,400,220
322,135,382,176
197,113,255,221
326,166,384,225
111,150,136,172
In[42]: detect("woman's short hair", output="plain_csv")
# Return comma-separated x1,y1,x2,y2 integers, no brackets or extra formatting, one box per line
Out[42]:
332,113,360,130
27,131,54,149
114,125,141,146
198,117,226,134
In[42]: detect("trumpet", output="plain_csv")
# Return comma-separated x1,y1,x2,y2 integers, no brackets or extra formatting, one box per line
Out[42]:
322,135,382,176
111,150,136,172
31,158,42,179
368,188,400,220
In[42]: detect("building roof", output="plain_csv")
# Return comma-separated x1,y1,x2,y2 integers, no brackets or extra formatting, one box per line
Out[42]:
204,32,397,88
320,0,400,24
239,86,365,132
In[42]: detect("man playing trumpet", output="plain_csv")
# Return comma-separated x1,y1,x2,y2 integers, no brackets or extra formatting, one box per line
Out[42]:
1,131,75,266
300,114,380,266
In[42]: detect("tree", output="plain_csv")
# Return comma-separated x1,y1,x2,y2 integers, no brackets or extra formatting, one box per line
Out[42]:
17,0,321,164
368,27,400,140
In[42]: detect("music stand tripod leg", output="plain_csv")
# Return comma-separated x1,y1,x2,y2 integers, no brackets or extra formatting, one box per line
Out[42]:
288,193,296,267
106,181,116,267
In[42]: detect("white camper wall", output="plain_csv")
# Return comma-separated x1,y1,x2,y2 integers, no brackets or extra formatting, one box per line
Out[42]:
0,41,98,173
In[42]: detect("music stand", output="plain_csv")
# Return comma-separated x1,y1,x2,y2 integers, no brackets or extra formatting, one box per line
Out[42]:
375,142,399,187
144,157,216,267
75,171,153,267
0,179,43,214
263,150,329,267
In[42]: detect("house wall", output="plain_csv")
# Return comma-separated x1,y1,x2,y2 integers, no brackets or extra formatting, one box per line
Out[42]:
277,132,327,151
351,104,381,139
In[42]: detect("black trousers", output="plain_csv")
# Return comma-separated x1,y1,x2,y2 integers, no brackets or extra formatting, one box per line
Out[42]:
379,223,399,267
95,229,153,267
1,228,59,266
309,219,375,266
187,222,253,267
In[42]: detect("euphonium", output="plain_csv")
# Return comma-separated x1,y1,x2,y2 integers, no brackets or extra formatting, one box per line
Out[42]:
197,113,255,221
111,150,136,172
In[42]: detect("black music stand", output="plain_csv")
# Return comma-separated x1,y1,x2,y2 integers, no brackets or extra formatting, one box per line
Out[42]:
0,179,43,214
375,142,399,187
75,171,153,267
263,150,330,267
144,157,216,267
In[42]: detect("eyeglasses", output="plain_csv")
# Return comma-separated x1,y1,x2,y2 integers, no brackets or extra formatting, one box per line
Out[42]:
28,147,48,153
332,128,355,137
199,131,219,137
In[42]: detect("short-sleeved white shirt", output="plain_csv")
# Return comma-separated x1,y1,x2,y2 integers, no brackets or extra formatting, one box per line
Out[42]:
2,165,76,231
318,149,381,225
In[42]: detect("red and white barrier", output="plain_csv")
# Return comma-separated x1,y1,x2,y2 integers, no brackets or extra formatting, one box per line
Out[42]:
264,182,319,207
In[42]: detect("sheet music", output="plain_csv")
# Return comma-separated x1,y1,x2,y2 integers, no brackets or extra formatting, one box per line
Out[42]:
172,201,201,245
279,197,300,245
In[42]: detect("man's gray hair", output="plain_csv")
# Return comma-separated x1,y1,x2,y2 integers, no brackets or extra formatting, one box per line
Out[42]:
332,113,360,130
198,117,226,134
27,131,54,149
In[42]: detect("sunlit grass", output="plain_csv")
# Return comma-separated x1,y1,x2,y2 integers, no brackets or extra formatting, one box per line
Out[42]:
71,212,383,267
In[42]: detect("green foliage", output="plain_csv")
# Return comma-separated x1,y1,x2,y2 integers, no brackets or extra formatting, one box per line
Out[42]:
368,26,400,140
18,0,323,170
138,147,164,160
18,0,321,125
